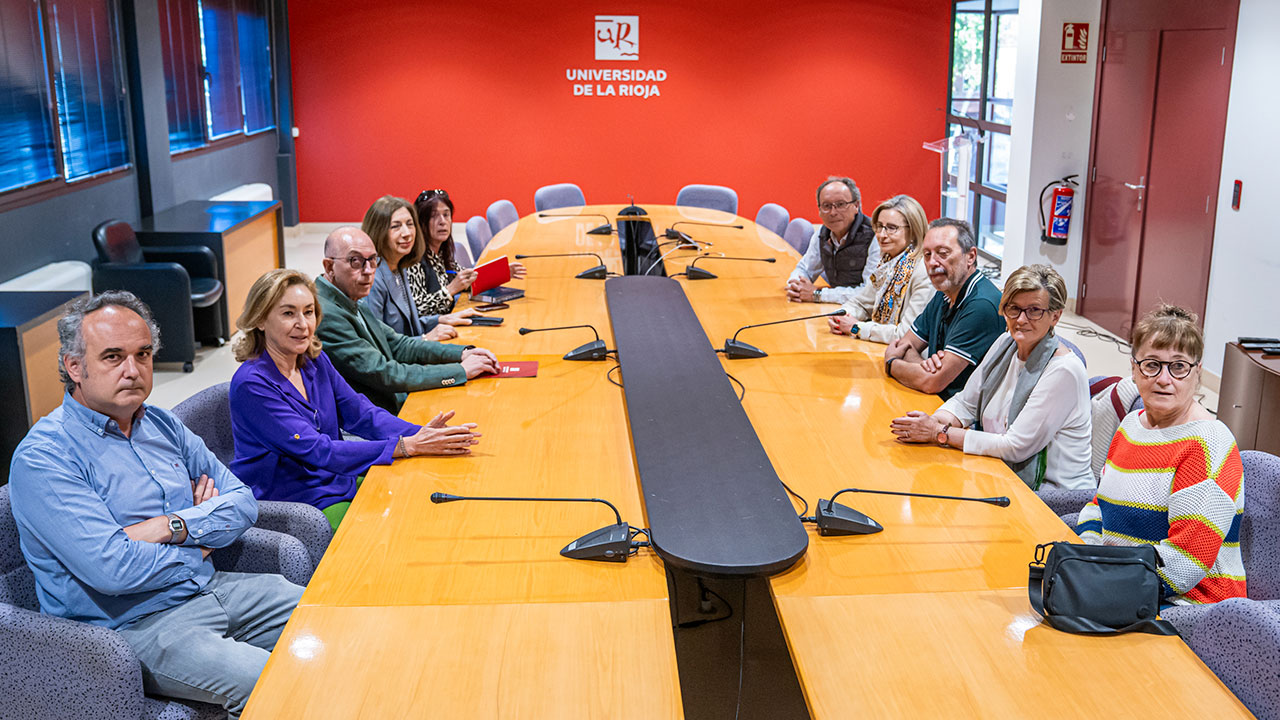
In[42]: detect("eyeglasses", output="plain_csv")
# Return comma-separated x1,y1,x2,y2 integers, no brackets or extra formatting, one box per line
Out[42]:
416,189,449,203
326,253,380,271
818,200,855,214
874,222,905,235
1002,305,1049,320
1132,357,1198,380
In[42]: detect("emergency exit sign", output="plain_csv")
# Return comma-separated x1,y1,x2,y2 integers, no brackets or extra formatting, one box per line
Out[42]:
1062,22,1089,63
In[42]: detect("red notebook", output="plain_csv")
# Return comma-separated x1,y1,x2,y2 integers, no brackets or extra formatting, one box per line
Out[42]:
471,256,512,294
480,361,538,378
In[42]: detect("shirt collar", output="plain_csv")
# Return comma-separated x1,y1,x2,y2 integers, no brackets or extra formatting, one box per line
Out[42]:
948,268,982,308
316,274,359,313
60,391,148,437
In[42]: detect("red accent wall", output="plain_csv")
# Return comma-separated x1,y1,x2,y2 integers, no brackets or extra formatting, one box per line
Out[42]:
288,1,950,224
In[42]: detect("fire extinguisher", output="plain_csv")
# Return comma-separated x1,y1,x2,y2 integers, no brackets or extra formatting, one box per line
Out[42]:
1039,175,1079,246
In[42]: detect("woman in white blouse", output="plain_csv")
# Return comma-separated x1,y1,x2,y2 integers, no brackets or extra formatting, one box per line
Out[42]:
827,194,935,344
888,264,1094,490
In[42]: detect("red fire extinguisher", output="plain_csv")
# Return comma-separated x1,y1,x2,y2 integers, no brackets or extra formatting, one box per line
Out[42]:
1039,175,1079,246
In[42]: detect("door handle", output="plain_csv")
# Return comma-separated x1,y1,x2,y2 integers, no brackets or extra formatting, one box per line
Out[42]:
1123,175,1146,212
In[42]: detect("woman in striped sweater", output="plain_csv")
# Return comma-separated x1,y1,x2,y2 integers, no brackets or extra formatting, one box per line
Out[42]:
1077,305,1245,605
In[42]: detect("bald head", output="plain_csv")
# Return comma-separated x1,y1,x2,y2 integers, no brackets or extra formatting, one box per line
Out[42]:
323,226,379,300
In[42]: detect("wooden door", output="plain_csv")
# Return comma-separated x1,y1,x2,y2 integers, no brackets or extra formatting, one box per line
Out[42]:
1079,0,1238,337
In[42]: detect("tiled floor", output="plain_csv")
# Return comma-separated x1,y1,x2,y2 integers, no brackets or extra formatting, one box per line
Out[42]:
147,225,1218,414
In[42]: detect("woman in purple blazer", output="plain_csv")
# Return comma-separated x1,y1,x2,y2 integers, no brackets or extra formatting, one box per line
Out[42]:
228,269,480,530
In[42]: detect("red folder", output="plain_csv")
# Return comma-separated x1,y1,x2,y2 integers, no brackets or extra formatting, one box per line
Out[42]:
471,256,512,294
479,361,538,378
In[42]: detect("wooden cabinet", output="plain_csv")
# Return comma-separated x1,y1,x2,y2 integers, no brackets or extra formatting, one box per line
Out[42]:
1219,341,1280,453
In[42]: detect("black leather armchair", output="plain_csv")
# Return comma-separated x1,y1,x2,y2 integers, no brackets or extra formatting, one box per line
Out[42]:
91,220,226,372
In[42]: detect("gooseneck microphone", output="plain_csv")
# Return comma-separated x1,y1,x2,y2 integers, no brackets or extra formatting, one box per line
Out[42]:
536,212,613,236
684,255,778,280
803,487,1012,536
721,309,846,359
514,252,609,280
429,492,636,562
518,324,610,361
670,221,745,230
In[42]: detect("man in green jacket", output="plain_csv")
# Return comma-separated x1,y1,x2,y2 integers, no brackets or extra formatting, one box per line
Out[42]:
315,226,499,414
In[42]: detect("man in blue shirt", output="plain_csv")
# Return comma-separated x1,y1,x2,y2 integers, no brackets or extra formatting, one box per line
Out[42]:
883,218,1004,399
8,291,303,719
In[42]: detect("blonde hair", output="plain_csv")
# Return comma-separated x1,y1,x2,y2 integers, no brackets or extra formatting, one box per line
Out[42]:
362,195,424,270
232,269,324,363
870,194,928,250
1131,303,1203,362
1000,264,1067,315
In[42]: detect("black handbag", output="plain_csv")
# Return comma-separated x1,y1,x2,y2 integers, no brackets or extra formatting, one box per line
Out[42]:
1027,541,1179,635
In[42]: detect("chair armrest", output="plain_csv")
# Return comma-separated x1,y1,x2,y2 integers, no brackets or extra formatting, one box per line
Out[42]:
255,500,332,569
0,603,144,720
141,246,219,279
1035,487,1096,517
212,526,314,586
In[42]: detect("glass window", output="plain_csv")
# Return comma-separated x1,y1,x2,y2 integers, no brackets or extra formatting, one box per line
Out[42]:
977,195,1006,257
199,0,240,139
49,0,130,180
0,0,59,193
984,131,1011,191
950,11,984,109
236,0,273,133
160,0,204,152
986,11,1018,124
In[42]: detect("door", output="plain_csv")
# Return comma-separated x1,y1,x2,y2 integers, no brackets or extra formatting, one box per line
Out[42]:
1078,0,1238,337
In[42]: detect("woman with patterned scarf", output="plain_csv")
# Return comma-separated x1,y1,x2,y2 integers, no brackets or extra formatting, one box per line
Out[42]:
828,194,935,343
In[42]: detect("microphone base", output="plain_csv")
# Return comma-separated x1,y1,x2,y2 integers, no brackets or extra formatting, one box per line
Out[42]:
685,265,718,280
561,522,631,562
814,500,883,535
722,339,767,360
575,265,609,280
586,223,613,235
564,339,609,362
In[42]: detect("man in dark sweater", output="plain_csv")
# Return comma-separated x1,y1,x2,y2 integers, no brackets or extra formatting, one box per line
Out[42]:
785,176,880,305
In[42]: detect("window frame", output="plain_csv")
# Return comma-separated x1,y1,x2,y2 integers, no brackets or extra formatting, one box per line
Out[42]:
0,0,134,208
945,0,1018,260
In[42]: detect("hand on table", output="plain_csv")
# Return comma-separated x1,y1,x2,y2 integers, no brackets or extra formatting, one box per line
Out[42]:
439,309,479,326
424,324,459,341
890,411,944,444
460,348,500,378
829,315,857,336
404,411,481,456
785,277,816,303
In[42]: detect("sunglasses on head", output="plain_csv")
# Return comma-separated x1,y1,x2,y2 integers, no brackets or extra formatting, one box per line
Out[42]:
416,189,449,203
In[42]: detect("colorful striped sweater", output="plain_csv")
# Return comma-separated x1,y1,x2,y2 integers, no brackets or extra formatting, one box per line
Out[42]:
1076,411,1246,605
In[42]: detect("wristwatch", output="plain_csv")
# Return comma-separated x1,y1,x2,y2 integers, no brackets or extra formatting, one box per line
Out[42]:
167,514,185,543
936,428,950,447
850,324,860,338
885,357,896,376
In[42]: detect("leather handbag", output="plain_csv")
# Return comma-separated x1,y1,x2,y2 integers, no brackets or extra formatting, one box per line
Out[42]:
1028,541,1178,635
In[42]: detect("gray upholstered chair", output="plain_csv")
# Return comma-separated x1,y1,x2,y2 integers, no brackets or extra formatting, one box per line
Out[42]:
465,215,492,262
0,483,311,719
676,184,738,215
1038,487,1095,518
1057,336,1086,367
452,237,474,269
172,383,333,569
534,183,586,212
486,199,520,236
783,218,815,255
754,203,789,238
1186,598,1280,719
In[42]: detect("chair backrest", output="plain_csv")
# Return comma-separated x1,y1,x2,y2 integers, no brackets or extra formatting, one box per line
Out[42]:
783,218,815,255
676,184,738,215
0,485,39,610
171,382,235,466
754,203,789,238
91,220,143,264
1058,336,1087,368
486,199,520,236
534,183,586,212
452,237,474,268
1241,450,1280,599
465,216,492,262
1187,598,1280,720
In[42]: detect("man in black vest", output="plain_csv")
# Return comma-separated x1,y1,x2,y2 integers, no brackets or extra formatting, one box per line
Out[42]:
786,176,880,304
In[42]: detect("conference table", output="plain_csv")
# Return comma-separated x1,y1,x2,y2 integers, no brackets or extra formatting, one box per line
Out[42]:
243,205,1250,719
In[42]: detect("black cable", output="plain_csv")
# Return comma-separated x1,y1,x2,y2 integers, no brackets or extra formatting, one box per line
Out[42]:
778,480,809,517
606,363,624,389
733,587,746,720
668,271,688,278
725,371,745,401
1058,321,1132,353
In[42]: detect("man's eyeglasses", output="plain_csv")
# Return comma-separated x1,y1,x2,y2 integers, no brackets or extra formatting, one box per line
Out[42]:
417,189,449,203
818,200,855,214
1002,305,1049,320
1132,357,1198,380
874,222,904,235
326,253,380,271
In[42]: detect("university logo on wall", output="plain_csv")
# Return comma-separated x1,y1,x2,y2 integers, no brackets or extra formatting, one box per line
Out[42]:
595,16,639,61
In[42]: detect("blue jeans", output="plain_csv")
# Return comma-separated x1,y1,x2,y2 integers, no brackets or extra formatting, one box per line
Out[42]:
116,572,304,719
